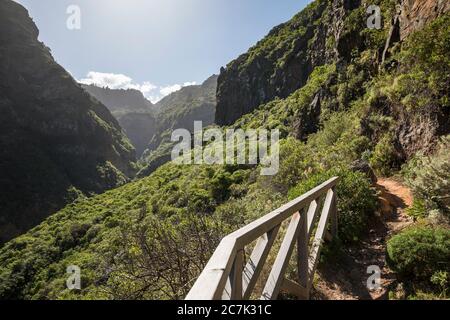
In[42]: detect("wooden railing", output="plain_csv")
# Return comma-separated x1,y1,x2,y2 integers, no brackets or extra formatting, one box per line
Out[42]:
186,177,339,300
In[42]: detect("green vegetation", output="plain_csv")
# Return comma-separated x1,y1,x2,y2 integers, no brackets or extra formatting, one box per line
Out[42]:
233,64,336,137
406,199,427,221
1,0,449,301
403,136,450,218
0,163,250,299
369,133,399,176
289,169,377,243
240,0,326,69
387,226,450,286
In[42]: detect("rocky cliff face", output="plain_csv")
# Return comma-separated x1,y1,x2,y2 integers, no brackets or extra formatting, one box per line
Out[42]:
0,0,136,243
217,0,448,162
399,0,450,39
215,0,367,126
216,0,450,126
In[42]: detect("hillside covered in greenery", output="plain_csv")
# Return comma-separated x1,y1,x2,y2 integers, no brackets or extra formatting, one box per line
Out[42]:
0,0,448,300
0,0,137,244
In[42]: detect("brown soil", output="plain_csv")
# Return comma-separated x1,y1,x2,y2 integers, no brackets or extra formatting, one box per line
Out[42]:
312,178,414,300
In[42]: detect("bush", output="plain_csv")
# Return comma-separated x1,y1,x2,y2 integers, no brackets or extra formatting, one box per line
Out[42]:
404,136,450,217
387,226,450,281
370,133,399,176
269,138,318,193
406,199,427,221
430,271,449,298
288,168,378,243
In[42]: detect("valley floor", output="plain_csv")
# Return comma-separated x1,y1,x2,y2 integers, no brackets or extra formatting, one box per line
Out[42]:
313,178,414,300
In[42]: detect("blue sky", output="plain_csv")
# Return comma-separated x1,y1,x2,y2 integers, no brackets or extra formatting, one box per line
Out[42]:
16,0,311,102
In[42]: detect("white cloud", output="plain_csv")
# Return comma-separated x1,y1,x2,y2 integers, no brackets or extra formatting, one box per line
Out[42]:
140,82,158,94
79,71,135,89
159,84,182,97
78,71,196,103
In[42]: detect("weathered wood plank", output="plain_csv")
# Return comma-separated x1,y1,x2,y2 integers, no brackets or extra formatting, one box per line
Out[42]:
230,177,339,247
185,237,237,300
306,200,319,236
242,225,280,299
261,212,305,300
230,250,244,300
308,189,335,279
222,278,232,300
186,177,340,300
298,207,309,290
281,278,308,300
330,187,338,237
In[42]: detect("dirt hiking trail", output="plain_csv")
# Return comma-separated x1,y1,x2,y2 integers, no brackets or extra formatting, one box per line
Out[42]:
312,178,414,300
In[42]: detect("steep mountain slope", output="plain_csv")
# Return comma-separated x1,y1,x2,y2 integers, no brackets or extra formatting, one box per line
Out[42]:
138,75,218,177
82,76,217,164
154,75,217,116
0,0,448,300
0,0,136,243
215,0,450,127
81,85,157,156
215,0,332,125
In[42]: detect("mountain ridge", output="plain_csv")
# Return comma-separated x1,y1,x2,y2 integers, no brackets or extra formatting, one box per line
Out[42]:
0,0,137,243
81,84,154,114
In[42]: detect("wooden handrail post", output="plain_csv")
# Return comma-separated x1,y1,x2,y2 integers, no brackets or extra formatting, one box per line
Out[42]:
261,212,303,300
230,249,244,300
242,225,280,299
297,207,309,299
330,187,338,238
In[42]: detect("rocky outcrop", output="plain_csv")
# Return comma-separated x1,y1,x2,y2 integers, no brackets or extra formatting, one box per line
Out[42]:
293,89,324,141
351,159,377,183
399,0,450,40
215,0,366,126
215,0,327,126
0,0,136,243
395,103,449,159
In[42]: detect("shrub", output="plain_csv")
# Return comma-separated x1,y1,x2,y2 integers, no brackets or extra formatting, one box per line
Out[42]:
288,168,378,243
269,138,317,193
431,271,448,298
404,136,450,217
406,199,427,221
387,226,450,281
370,133,399,176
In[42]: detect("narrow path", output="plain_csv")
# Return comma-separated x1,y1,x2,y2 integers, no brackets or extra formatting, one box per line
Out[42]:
312,178,414,300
